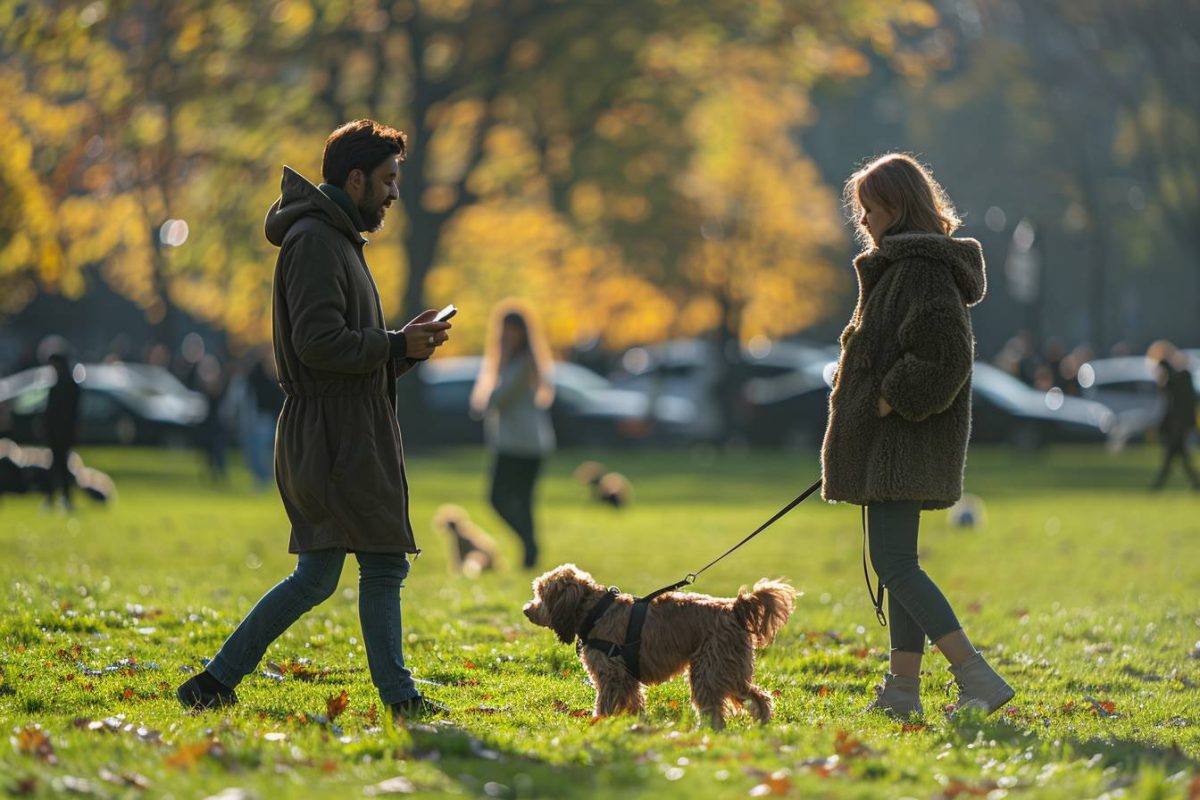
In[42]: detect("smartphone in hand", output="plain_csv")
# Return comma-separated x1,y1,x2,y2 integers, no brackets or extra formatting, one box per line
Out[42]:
434,304,457,323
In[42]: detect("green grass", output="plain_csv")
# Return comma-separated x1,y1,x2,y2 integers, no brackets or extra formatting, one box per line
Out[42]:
2,444,1199,798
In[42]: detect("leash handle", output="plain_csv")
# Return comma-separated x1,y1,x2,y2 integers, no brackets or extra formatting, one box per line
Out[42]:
861,505,887,627
642,478,822,601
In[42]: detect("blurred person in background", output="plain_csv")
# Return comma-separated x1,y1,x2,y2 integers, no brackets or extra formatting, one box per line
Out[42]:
1147,340,1198,491
822,153,1013,720
195,354,230,483
178,332,207,391
43,352,80,511
470,300,556,570
176,119,452,720
245,349,285,488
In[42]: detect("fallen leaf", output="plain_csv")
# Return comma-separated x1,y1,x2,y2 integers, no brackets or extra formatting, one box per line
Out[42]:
163,739,220,769
12,725,56,764
1085,697,1119,718
748,770,793,795
469,705,502,715
326,690,350,721
552,700,589,718
798,756,844,778
818,685,830,698
833,730,872,759
937,778,997,798
122,687,135,701
900,723,927,733
266,659,329,682
463,660,477,670
10,776,36,796
98,769,150,791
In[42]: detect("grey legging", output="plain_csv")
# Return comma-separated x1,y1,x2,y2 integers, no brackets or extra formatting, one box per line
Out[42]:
867,501,962,654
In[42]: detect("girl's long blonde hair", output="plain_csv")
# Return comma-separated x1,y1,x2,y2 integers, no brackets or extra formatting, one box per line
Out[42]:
844,153,961,250
469,299,555,414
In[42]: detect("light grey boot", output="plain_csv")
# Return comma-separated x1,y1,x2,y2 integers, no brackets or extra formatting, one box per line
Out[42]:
949,652,1014,716
864,673,923,718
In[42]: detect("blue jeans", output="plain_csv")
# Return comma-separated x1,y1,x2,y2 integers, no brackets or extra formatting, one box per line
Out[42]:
207,549,418,704
867,501,962,654
244,412,277,488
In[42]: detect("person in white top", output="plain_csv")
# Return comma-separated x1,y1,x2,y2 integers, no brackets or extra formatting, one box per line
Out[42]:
470,300,556,569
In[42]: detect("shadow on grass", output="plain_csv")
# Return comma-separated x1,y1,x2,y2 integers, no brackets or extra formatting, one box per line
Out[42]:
947,713,1199,775
399,722,639,799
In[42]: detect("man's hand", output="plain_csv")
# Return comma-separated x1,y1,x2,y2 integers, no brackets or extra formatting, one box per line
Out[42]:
877,396,893,417
402,309,452,361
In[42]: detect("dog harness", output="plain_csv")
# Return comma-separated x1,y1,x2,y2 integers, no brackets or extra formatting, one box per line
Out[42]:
576,588,654,681
574,478,825,680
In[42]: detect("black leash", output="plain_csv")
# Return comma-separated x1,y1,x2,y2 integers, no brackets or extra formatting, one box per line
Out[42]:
639,477,825,600
862,506,887,627
575,477,824,679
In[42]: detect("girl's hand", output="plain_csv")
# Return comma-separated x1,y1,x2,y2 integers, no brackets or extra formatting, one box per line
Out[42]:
877,396,893,417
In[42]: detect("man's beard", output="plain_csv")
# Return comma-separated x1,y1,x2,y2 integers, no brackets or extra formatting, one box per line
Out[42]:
358,191,388,233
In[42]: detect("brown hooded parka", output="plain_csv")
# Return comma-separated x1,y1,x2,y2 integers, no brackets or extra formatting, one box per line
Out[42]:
265,166,418,554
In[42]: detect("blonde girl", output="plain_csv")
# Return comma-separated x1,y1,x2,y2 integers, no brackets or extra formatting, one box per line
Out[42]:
470,300,556,569
821,153,1014,717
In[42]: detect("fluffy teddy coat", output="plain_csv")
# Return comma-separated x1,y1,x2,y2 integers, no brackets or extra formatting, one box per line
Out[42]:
821,233,987,510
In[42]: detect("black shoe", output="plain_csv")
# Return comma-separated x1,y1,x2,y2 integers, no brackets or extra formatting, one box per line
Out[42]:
391,694,449,720
176,671,238,710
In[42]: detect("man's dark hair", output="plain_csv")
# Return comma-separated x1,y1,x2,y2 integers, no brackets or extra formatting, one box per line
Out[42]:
322,119,408,187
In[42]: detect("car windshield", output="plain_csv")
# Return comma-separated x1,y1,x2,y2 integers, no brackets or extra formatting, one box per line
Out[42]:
971,363,1042,413
81,364,192,400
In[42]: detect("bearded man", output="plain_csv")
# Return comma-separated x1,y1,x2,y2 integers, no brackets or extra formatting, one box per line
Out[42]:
178,120,451,719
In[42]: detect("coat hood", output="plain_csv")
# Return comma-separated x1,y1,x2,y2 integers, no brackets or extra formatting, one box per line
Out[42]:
264,166,364,248
855,233,987,307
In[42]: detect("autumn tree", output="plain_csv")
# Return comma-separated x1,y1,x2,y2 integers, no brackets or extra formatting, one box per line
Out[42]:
2,0,947,360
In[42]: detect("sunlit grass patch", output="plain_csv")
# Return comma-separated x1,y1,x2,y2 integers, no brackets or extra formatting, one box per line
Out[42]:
2,445,1198,798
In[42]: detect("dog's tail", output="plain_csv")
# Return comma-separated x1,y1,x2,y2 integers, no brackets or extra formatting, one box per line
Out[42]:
734,580,796,648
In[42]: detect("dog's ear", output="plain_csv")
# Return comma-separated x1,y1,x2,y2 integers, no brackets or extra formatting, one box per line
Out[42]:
543,573,586,644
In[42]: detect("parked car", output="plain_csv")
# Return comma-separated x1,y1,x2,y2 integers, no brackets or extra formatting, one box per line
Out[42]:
739,358,834,448
0,363,208,446
740,359,1119,450
971,361,1117,449
410,356,695,447
1075,355,1200,446
610,338,838,442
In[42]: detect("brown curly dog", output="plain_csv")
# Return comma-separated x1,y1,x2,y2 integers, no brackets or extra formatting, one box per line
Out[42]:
523,564,796,729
